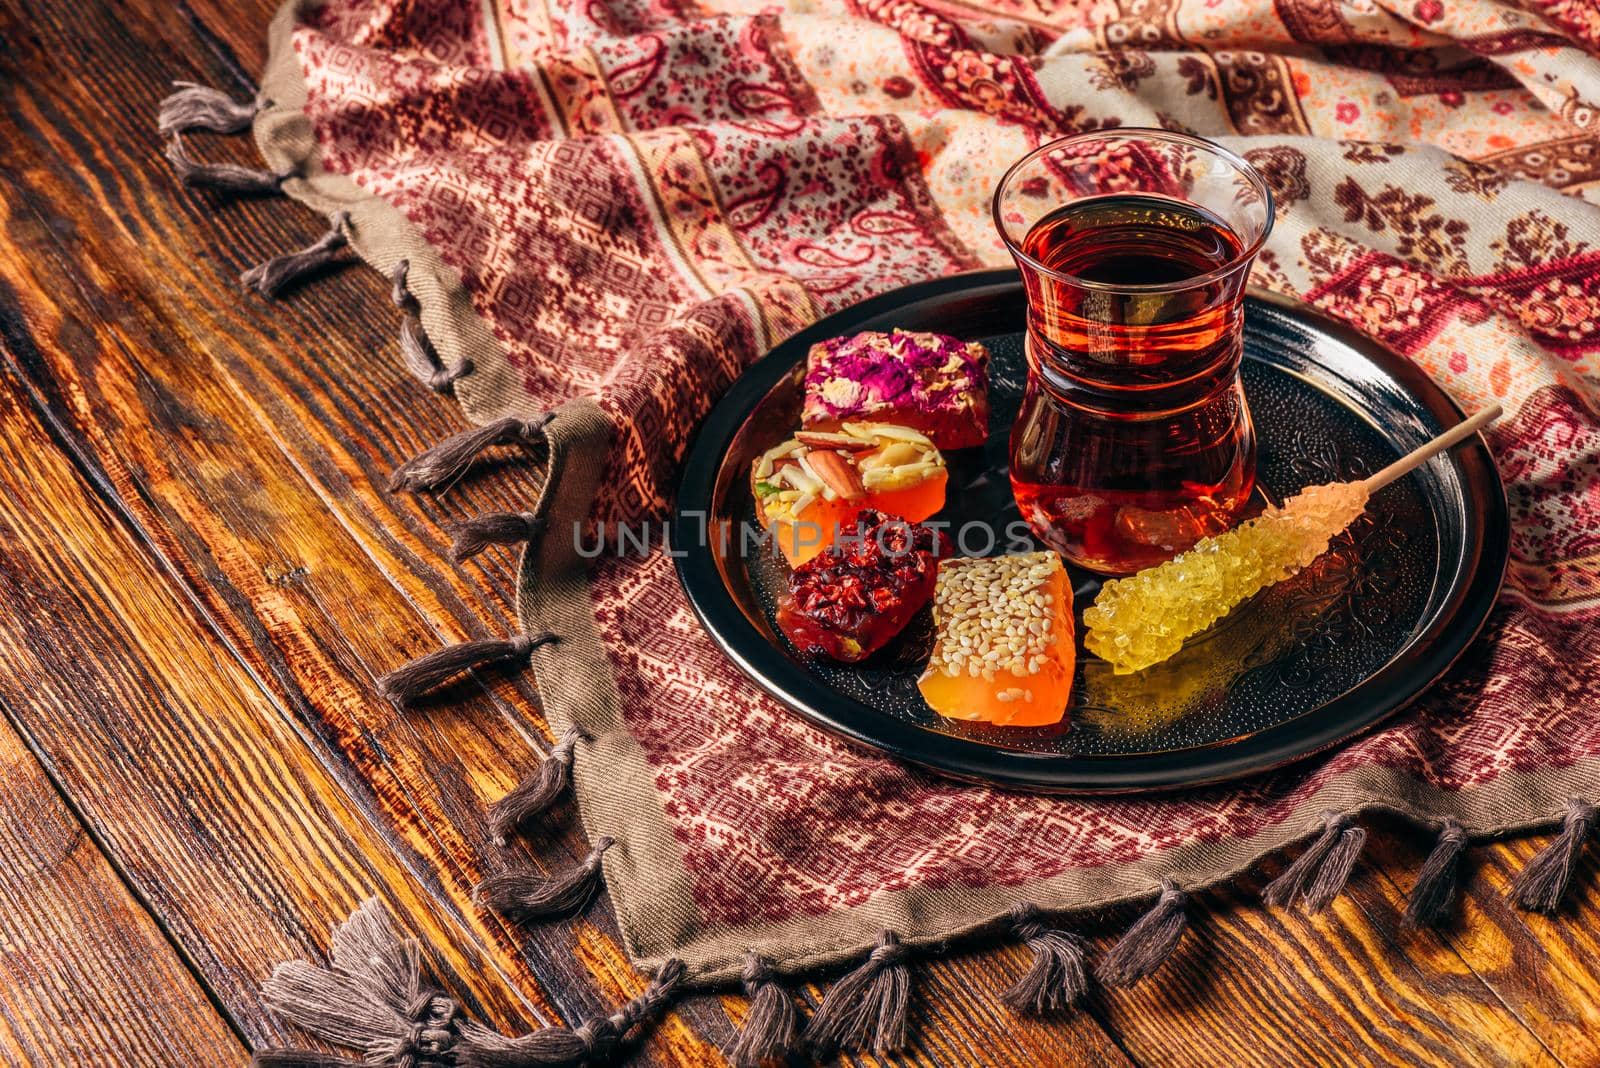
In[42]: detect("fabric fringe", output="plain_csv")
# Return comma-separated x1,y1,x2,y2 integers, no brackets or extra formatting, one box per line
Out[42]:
390,412,556,493
159,81,263,136
255,898,685,1068
166,134,290,196
403,315,470,393
378,631,556,705
476,836,614,921
1001,902,1089,1015
453,959,686,1068
242,212,351,298
728,953,799,1068
1404,818,1469,929
258,899,458,1062
1512,798,1598,914
490,727,581,843
802,930,911,1054
1263,810,1366,912
453,512,547,563
391,260,472,394
1096,880,1187,988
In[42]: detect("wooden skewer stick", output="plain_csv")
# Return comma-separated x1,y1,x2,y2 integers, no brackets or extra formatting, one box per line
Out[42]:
1362,403,1502,494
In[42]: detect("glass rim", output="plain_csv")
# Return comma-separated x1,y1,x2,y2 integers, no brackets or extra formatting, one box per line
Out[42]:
991,127,1276,295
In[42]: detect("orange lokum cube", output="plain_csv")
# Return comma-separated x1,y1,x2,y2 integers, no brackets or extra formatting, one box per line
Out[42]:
918,552,1075,727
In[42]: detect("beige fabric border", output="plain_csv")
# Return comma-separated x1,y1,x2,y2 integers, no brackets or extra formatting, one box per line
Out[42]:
255,0,528,426
252,0,1600,989
601,761,1600,983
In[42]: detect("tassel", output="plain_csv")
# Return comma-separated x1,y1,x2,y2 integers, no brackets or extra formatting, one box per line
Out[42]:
728,953,798,1068
1001,902,1089,1015
453,959,686,1068
166,135,290,196
258,900,462,1063
1263,810,1366,912
159,81,263,136
452,512,547,563
802,930,911,1054
489,727,580,843
401,316,471,392
1512,798,1598,915
242,212,351,298
475,836,614,921
378,631,556,705
390,260,472,394
255,898,687,1068
1404,818,1469,929
390,258,416,309
389,413,556,493
1096,880,1187,988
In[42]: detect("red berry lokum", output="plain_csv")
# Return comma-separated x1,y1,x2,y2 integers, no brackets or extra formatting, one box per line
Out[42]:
775,509,951,662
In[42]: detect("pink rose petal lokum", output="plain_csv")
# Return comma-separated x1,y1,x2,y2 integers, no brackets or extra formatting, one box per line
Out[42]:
801,329,990,450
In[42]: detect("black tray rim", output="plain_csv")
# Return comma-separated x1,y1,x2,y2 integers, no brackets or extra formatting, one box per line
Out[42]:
670,268,1509,793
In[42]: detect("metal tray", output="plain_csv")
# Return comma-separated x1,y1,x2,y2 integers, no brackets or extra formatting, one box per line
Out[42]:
671,270,1507,792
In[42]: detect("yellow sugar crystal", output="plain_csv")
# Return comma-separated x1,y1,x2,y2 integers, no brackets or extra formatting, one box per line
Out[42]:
1083,482,1370,674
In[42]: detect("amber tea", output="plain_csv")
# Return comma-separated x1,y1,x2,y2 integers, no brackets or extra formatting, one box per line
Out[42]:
1011,195,1255,572
995,132,1273,575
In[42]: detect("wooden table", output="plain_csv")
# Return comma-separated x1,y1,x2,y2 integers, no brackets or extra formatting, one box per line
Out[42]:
1,2,1597,1064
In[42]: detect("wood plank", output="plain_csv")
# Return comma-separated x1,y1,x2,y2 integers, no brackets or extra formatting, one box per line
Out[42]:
0,713,248,1066
0,273,586,1051
1091,837,1563,1067
1374,832,1600,1066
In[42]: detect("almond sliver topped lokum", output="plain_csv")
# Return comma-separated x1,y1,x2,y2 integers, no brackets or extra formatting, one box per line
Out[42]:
918,552,1075,727
752,424,948,566
802,329,990,450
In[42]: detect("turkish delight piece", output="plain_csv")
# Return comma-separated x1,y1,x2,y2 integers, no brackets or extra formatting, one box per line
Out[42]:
752,423,948,566
775,510,951,663
802,329,990,450
918,551,1075,727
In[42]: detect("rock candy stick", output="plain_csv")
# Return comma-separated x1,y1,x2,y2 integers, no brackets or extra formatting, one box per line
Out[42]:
1084,406,1501,674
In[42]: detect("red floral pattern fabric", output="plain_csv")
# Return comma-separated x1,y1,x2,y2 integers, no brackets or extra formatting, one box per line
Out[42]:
286,0,1599,930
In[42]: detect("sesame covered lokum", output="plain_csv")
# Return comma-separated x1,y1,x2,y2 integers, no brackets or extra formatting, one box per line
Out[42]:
918,551,1075,727
802,330,990,450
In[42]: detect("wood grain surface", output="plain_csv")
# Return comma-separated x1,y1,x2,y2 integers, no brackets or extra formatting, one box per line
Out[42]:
0,1,1596,1065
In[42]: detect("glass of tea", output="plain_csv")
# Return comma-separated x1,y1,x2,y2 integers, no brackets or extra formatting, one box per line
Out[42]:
994,129,1274,575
